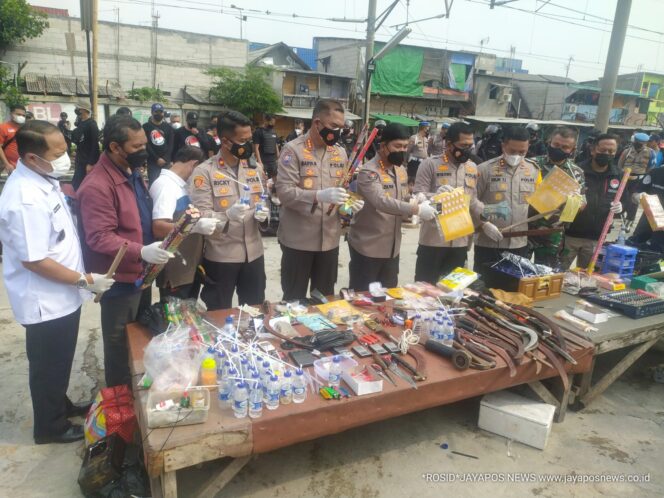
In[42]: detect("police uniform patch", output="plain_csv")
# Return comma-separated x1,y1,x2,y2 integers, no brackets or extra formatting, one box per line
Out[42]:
193,176,206,189
438,165,448,171
382,175,391,183
220,199,229,208
247,169,257,177
214,172,224,179
220,186,229,194
303,178,313,188
367,171,378,181
335,169,342,177
282,152,293,166
495,193,503,201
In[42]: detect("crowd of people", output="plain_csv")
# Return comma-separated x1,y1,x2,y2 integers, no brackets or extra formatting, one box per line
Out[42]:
1,97,663,445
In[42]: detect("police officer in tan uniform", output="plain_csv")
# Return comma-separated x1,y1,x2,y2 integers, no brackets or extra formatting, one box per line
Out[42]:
406,121,430,184
348,123,436,291
189,111,269,310
474,126,542,271
276,99,364,300
414,122,483,283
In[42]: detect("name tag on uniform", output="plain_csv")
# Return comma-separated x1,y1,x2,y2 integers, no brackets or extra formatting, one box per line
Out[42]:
54,204,61,213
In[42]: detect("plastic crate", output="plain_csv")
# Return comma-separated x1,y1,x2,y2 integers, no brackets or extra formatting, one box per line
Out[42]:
601,244,637,278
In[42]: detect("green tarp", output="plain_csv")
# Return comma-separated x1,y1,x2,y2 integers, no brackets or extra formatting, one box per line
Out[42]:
372,44,424,97
371,113,420,126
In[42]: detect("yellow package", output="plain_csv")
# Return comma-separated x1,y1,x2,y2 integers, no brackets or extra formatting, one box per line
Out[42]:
432,188,474,242
558,193,584,223
527,166,580,214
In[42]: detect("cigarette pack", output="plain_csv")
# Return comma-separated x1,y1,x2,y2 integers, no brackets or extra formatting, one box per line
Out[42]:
640,194,664,231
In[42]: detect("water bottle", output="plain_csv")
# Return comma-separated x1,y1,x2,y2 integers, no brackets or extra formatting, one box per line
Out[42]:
218,375,233,408
249,380,263,419
431,320,443,343
227,367,238,397
280,370,293,405
423,317,432,339
241,185,251,205
216,350,226,381
292,368,307,404
255,194,268,216
412,314,422,335
260,361,272,400
232,382,248,419
222,316,235,337
240,356,250,379
441,321,454,347
266,375,280,410
328,356,342,388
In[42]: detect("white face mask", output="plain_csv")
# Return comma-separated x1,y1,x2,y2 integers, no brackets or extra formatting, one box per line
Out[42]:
13,115,26,125
36,153,71,178
504,153,524,167
172,122,182,130
295,128,303,136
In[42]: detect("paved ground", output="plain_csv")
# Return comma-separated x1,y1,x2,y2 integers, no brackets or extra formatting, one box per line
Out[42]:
0,228,662,498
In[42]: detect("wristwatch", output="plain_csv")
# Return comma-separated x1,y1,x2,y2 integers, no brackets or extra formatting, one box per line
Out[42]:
76,273,89,289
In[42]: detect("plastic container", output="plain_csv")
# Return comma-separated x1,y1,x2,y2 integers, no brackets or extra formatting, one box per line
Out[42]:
280,370,293,404
200,357,217,387
147,387,210,429
601,244,638,278
313,355,358,382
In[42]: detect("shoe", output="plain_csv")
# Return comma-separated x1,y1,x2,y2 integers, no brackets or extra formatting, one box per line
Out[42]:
67,401,93,417
35,424,84,444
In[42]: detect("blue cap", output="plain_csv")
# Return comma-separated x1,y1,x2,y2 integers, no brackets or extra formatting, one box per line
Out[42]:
634,132,649,142
442,122,451,129
419,121,430,126
151,102,164,112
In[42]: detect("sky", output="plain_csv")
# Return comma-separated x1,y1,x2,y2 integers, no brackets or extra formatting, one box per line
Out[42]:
29,0,664,82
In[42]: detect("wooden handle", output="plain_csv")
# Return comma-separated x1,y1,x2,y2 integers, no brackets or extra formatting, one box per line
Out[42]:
93,242,128,303
499,209,559,233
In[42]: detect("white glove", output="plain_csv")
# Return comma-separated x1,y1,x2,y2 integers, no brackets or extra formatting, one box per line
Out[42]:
631,192,642,205
87,273,115,294
316,187,349,205
254,208,269,222
350,199,365,212
191,218,219,235
482,222,504,242
414,192,428,204
610,201,623,214
436,184,455,194
141,241,174,264
227,202,250,222
418,201,437,221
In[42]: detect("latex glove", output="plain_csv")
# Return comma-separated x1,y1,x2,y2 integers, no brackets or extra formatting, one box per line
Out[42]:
191,218,219,235
254,208,269,222
482,222,504,242
267,178,275,190
227,202,250,222
350,199,365,212
87,273,115,294
316,187,349,205
631,192,642,205
418,201,437,221
610,201,623,214
436,184,455,194
414,192,428,204
141,241,174,264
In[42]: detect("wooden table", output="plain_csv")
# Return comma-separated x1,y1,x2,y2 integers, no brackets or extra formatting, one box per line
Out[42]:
536,293,664,409
127,305,594,498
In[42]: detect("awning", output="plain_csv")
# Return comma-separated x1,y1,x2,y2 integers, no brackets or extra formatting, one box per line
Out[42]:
371,113,420,126
275,107,361,120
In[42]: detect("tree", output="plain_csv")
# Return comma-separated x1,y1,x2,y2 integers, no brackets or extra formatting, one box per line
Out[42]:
0,66,28,108
0,0,48,53
206,66,282,118
127,87,168,103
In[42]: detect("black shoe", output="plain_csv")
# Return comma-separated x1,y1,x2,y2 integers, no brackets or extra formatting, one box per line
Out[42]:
35,424,84,445
67,401,93,417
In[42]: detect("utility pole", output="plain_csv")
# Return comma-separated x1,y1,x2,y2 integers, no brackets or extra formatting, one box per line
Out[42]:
80,0,93,110
561,56,573,118
363,0,377,124
596,0,631,132
91,0,98,118
151,0,159,88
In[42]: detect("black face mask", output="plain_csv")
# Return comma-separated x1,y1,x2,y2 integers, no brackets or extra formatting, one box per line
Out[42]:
451,145,471,163
152,113,163,122
74,116,81,127
387,151,406,165
547,145,571,163
230,140,253,160
125,149,148,170
633,143,644,151
188,121,198,129
318,126,341,146
594,153,614,167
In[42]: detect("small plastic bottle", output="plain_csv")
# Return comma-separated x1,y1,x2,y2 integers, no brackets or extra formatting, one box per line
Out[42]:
412,314,423,335
200,357,217,387
218,375,233,408
239,356,250,379
292,368,307,404
222,316,235,337
249,380,263,419
328,356,342,388
216,350,226,381
255,194,268,216
241,185,251,205
232,382,248,419
280,370,293,405
266,375,280,410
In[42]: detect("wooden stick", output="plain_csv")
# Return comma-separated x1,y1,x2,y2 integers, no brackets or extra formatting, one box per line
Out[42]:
93,242,128,303
499,209,559,233
501,228,563,238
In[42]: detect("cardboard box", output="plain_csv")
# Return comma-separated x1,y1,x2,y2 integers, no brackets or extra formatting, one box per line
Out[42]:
479,391,556,450
341,366,383,396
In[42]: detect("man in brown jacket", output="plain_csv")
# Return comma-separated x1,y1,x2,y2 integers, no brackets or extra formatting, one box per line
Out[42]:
276,99,363,300
189,111,269,310
348,123,436,291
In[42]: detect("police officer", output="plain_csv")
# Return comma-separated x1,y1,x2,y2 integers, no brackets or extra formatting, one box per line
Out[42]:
631,162,664,253
0,121,114,444
347,124,434,291
406,121,430,184
428,122,450,157
71,102,100,190
189,111,269,310
474,126,542,270
276,99,363,300
365,119,386,161
526,122,546,158
529,126,586,268
563,134,624,269
253,113,280,180
476,124,503,162
619,132,657,225
414,122,483,283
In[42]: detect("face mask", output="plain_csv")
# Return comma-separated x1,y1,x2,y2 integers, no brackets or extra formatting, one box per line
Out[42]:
36,153,71,178
451,146,471,163
387,151,406,165
230,140,253,160
633,143,644,151
594,153,614,167
318,125,341,146
188,121,198,129
13,115,26,125
295,128,303,136
124,148,148,169
504,153,523,167
172,122,182,130
152,113,163,122
547,145,571,163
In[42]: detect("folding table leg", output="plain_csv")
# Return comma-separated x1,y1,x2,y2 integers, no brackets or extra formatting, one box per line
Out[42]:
196,456,252,498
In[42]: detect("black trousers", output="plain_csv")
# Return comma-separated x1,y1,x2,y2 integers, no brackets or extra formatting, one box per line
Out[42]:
348,244,399,292
201,256,266,311
625,179,641,222
25,307,81,438
473,245,529,272
281,244,339,301
414,245,468,284
159,281,201,302
100,288,151,387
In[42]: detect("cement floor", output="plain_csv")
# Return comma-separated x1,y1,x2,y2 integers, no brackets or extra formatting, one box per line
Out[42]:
0,228,662,498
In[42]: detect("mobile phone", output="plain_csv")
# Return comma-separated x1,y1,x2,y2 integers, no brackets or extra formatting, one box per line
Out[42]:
383,342,400,354
369,344,388,355
289,350,317,367
352,345,371,358
332,346,350,356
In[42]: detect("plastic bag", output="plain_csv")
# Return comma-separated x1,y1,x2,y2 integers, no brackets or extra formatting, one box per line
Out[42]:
143,324,207,391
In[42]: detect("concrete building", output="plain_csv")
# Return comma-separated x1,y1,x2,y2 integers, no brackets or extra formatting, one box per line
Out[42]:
561,84,648,126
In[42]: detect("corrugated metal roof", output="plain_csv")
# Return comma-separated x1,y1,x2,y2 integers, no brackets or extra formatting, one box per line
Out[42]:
23,73,123,98
183,86,214,104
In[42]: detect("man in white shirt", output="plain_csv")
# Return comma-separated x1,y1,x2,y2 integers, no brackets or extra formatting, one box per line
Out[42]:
0,121,113,444
149,146,218,300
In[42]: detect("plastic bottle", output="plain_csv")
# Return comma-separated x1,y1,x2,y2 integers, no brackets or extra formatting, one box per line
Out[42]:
423,317,432,339
241,185,251,205
240,356,250,379
412,314,423,335
266,375,280,410
200,356,217,387
328,356,342,388
232,382,248,419
222,316,235,337
249,379,263,419
260,361,272,400
255,194,268,216
216,350,226,381
292,368,307,404
280,370,293,405
218,375,233,408
441,320,454,347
